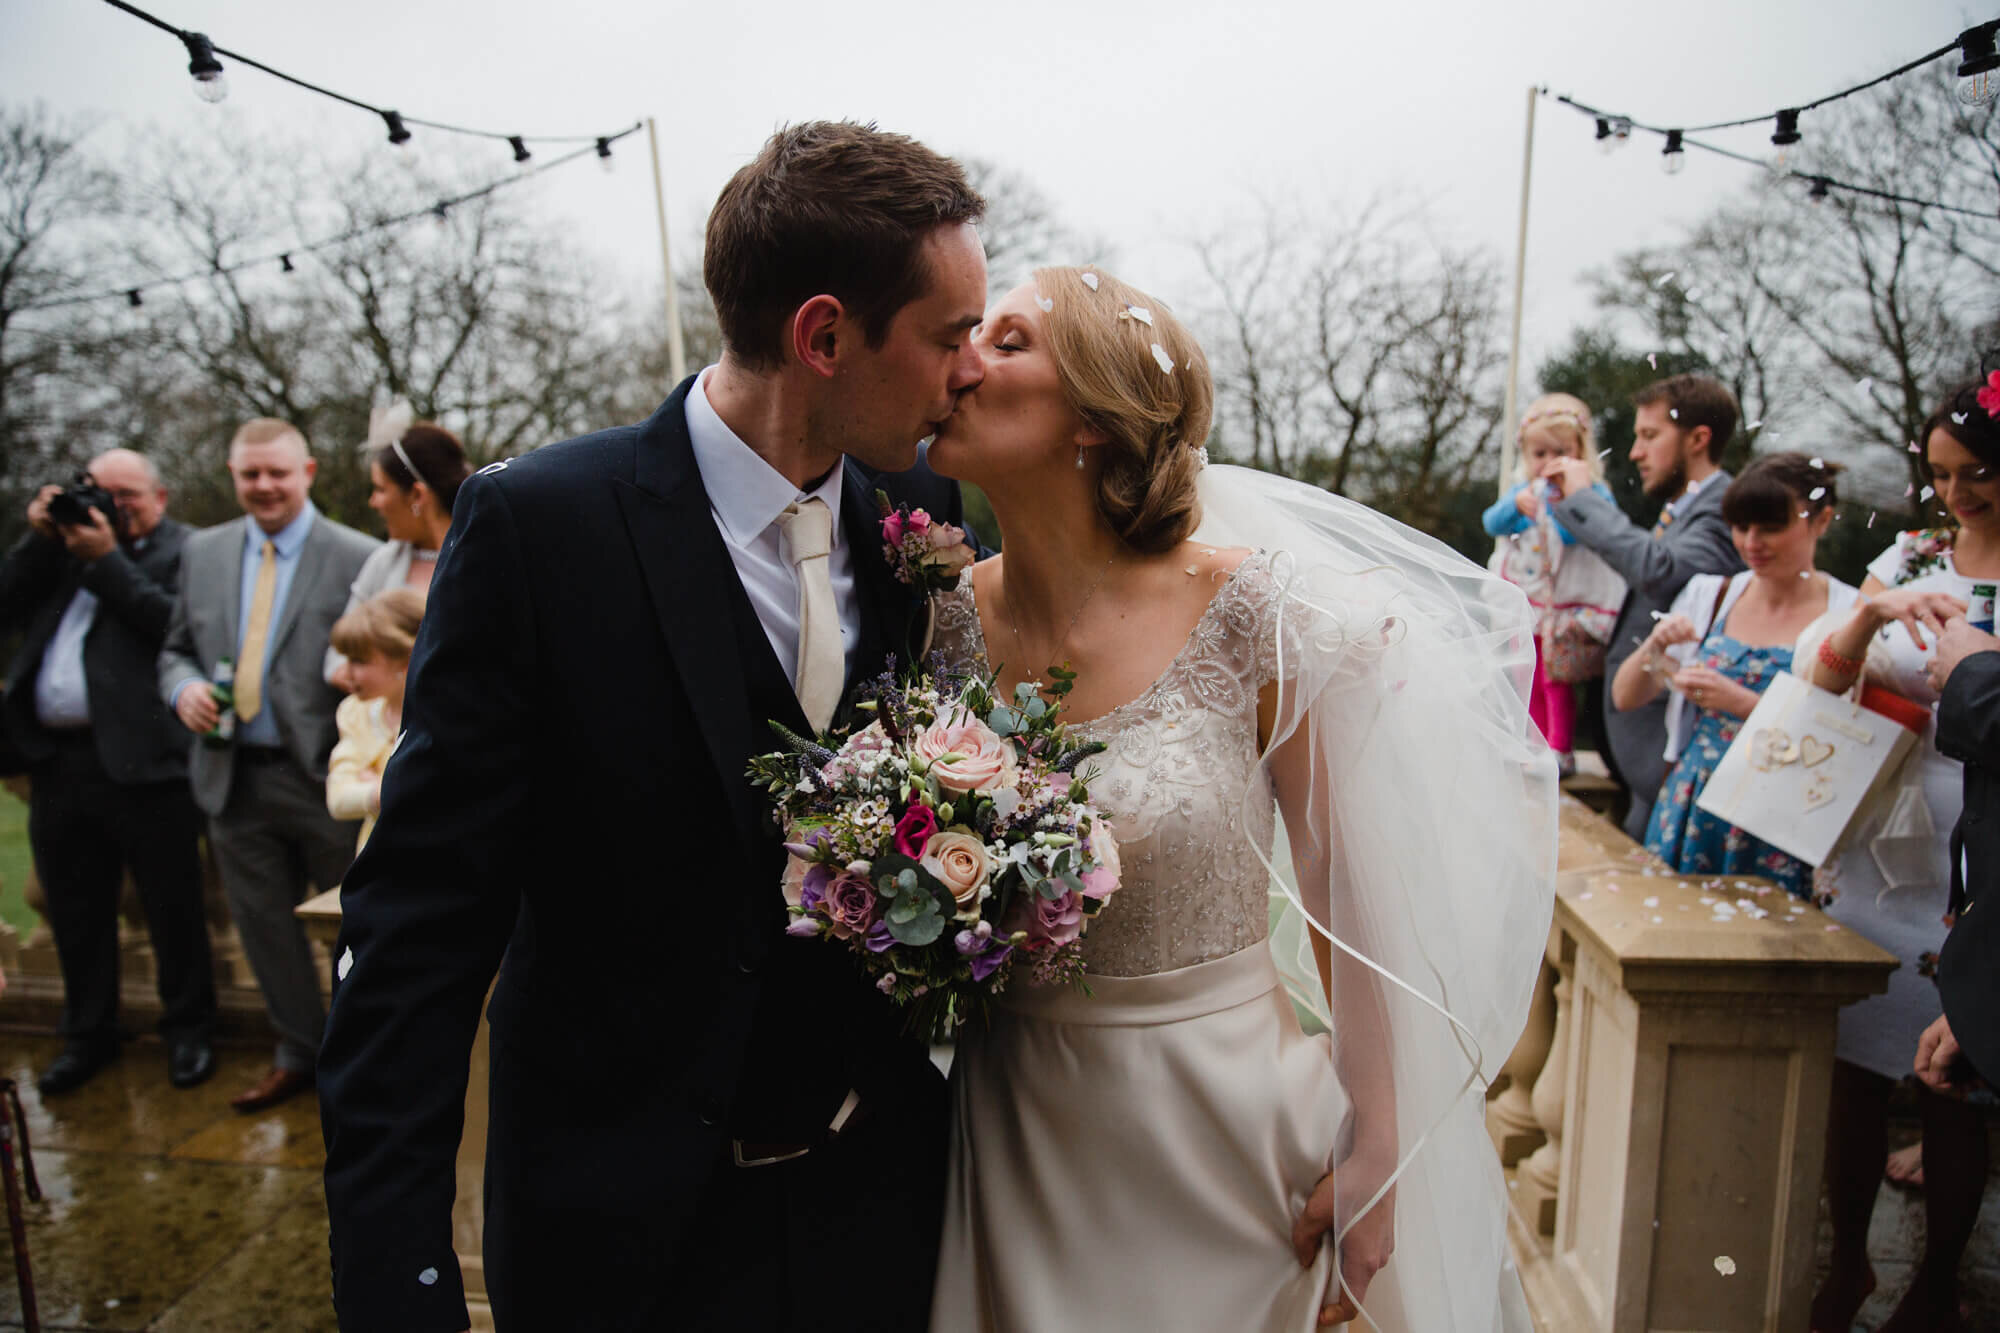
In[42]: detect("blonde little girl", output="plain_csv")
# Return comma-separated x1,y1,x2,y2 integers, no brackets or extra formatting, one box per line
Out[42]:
1484,393,1626,773
325,588,425,854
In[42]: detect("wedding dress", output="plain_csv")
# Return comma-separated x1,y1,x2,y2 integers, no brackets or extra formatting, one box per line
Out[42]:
928,467,1558,1332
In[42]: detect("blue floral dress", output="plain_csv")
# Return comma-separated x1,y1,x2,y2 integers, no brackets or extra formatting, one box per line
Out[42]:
1643,618,1813,899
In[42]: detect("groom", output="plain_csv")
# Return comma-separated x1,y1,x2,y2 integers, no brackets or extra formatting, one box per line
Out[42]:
318,121,988,1332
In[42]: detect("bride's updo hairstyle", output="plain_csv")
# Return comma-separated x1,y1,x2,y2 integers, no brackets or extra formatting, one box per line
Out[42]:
1033,266,1213,555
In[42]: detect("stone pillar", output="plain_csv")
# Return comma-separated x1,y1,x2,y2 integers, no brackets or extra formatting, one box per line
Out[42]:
1488,950,1556,1167
1514,928,1575,1235
1541,868,1895,1333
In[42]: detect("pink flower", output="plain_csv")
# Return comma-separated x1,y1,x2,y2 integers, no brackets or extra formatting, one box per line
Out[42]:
921,828,990,909
1080,817,1121,900
912,712,1018,793
821,721,892,782
893,804,938,858
881,511,906,546
1016,887,1084,947
906,508,932,535
820,870,879,941
1980,370,2000,420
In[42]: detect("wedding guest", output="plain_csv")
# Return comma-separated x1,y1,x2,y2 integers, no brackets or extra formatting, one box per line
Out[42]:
159,418,379,1112
1799,381,1997,1332
1921,613,2000,1094
1611,453,1857,899
1544,374,1744,836
325,406,469,688
325,588,424,855
1483,393,1625,774
0,450,217,1094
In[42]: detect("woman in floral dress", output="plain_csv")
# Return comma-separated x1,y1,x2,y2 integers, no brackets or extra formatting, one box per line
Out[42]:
1611,453,1858,899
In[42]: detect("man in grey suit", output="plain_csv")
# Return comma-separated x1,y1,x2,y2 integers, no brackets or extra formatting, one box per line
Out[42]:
1544,374,1745,839
159,418,379,1110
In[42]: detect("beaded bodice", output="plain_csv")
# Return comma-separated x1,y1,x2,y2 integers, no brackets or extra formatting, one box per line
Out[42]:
931,553,1286,978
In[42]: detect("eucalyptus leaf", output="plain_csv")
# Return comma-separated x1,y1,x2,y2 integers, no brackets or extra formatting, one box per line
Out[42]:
887,911,946,947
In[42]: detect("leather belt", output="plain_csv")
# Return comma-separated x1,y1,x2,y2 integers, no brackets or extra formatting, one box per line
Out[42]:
730,1088,863,1168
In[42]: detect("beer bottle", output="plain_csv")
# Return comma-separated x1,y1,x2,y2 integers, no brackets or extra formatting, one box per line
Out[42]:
202,657,237,749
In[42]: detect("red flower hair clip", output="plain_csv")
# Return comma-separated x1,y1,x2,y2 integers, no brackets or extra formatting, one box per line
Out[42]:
1979,369,2000,420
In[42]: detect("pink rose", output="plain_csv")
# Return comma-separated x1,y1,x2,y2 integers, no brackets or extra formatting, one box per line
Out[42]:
1080,817,1121,900
912,713,1018,793
781,854,811,907
894,804,938,858
921,828,990,909
820,870,878,940
906,508,932,534
881,512,906,546
1017,887,1083,947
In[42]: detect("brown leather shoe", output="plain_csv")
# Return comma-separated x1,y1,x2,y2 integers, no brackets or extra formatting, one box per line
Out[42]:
230,1066,314,1113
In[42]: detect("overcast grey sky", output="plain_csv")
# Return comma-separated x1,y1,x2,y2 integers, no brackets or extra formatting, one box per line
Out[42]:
3,0,1984,382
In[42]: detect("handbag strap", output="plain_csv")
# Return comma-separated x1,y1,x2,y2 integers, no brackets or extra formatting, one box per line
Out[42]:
1698,574,1737,650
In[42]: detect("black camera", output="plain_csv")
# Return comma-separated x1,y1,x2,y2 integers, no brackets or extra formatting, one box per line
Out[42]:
46,473,118,529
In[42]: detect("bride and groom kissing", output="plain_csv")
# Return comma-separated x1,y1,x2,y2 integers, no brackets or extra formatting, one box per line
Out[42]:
318,120,1556,1332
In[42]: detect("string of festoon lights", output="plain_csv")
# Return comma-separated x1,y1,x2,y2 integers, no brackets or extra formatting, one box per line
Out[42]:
26,0,651,311
1550,17,2000,220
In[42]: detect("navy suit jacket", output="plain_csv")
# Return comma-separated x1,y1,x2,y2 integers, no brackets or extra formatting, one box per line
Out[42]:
317,379,967,1330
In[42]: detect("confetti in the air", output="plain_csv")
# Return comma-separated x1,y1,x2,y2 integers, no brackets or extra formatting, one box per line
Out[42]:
1922,486,1936,502
1654,271,1677,287
1080,272,1100,291
1868,512,1877,527
1910,441,1923,453
1748,420,1763,430
1120,305,1155,326
1953,412,1969,425
1856,378,1873,398
1036,295,1053,312
1684,286,1702,302
1810,457,1823,468
1715,1256,1738,1277
1810,487,1826,500
1599,449,1612,459
1670,408,1680,419
338,947,354,981
1647,352,1658,370
1150,343,1175,374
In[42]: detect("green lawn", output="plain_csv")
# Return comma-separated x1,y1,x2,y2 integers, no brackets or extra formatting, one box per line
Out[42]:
0,786,37,934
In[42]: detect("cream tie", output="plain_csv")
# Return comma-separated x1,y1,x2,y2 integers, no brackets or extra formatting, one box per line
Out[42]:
777,498,843,732
234,538,278,723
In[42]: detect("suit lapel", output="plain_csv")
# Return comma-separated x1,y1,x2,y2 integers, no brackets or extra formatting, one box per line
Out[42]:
265,516,332,662
218,517,246,649
614,383,805,859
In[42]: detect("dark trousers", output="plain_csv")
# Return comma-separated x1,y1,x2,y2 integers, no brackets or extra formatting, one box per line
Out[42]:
486,1068,949,1332
28,733,216,1048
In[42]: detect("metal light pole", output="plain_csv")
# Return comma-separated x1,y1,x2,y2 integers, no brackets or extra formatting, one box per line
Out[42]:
1499,86,1538,499
647,116,689,385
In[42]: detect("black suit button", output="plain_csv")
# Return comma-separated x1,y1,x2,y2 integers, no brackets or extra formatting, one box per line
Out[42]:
736,956,758,977
694,1093,723,1127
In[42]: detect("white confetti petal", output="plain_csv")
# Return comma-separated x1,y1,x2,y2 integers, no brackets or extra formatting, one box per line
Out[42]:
1643,896,1660,907
1714,1255,1737,1276
1080,272,1100,291
418,1267,440,1286
1684,286,1702,302
1670,408,1679,419
1809,456,1823,468
1748,419,1763,430
337,947,354,981
1953,411,1969,425
1809,487,1825,500
1150,343,1174,374
1598,448,1612,459
1035,295,1053,312
1922,486,1935,501
1654,271,1677,288
1855,378,1873,398
1868,512,1876,527
1909,440,1923,452
1652,915,1665,924
1124,305,1154,326
1647,352,1658,370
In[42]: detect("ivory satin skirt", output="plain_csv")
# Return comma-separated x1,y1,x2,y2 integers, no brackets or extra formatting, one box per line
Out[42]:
930,941,1411,1332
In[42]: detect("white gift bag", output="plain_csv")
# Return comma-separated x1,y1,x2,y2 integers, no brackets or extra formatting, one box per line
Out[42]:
1694,670,1919,866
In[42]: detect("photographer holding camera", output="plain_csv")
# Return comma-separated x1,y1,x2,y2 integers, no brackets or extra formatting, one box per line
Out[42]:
0,449,217,1095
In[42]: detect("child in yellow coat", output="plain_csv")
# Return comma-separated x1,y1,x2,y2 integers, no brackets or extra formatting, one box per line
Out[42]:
325,588,425,853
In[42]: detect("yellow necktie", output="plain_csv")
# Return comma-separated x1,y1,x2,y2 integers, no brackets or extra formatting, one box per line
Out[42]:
777,499,843,732
234,539,278,723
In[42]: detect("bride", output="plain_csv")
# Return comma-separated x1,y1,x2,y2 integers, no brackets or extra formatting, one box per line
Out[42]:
922,267,1556,1331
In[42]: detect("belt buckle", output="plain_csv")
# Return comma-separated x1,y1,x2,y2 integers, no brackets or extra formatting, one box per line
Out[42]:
731,1140,812,1169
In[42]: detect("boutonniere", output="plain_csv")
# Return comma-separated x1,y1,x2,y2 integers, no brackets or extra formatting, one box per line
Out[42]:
877,491,976,595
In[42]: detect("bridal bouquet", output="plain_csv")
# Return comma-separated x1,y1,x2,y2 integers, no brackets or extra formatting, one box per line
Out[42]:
748,664,1121,1041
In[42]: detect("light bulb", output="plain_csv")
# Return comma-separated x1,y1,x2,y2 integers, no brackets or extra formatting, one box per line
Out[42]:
596,137,615,173
509,136,531,164
1808,177,1831,204
183,32,226,104
383,111,413,147
1958,22,2000,106
1662,129,1686,175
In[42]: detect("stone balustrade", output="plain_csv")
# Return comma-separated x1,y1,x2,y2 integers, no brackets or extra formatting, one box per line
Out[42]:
1494,793,1899,1331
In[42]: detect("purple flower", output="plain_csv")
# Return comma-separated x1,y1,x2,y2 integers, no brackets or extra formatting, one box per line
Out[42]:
798,863,831,914
968,943,1013,982
821,870,879,941
864,919,897,953
954,929,981,955
786,917,822,938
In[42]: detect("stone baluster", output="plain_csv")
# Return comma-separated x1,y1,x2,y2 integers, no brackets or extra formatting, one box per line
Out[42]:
1488,948,1556,1167
1513,928,1574,1236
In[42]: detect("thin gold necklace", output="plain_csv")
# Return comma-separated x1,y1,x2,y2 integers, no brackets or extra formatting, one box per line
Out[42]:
995,551,1118,679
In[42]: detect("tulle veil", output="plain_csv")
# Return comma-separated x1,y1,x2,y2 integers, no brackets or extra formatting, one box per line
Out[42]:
1192,464,1559,1331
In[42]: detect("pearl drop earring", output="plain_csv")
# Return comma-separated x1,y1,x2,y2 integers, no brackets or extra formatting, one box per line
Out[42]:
1075,446,1086,470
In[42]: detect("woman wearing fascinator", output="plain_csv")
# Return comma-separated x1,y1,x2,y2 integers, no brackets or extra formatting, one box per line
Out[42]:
922,267,1555,1331
323,400,472,687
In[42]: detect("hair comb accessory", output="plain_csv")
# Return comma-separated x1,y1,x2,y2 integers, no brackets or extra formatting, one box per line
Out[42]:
363,398,428,492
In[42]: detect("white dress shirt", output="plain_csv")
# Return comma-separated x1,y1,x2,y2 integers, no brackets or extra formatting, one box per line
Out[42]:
684,368,860,688
34,587,98,728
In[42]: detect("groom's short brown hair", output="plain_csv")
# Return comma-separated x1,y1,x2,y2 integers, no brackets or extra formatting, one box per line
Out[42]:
704,121,984,370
